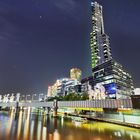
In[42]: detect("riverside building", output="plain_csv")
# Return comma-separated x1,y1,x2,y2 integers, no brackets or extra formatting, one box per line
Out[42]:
82,2,134,99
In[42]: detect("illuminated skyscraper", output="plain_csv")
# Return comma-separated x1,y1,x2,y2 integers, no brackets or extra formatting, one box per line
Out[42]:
90,1,112,68
48,78,81,96
81,1,134,99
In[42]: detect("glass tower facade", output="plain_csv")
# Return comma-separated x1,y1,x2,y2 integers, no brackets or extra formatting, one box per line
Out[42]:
90,2,112,68
81,2,134,99
92,59,134,99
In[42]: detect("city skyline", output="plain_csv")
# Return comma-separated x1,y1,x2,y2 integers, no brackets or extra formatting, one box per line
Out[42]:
0,0,140,94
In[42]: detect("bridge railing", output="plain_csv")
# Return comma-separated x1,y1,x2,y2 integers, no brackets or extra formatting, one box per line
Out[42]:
19,101,53,108
0,102,16,107
0,99,133,109
116,99,132,108
58,99,132,109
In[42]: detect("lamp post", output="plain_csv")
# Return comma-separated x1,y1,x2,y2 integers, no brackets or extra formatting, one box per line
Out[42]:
26,95,31,102
22,95,25,101
39,93,44,101
32,94,36,102
44,95,47,101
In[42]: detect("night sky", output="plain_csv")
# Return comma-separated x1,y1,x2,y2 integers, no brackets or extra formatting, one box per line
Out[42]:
0,0,140,94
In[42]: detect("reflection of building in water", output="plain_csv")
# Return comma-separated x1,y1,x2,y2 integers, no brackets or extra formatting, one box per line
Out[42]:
49,134,53,140
54,118,58,130
43,115,47,126
46,117,61,140
31,114,40,140
30,120,35,140
1,111,140,140
53,129,61,140
23,107,31,140
17,111,23,139
30,114,47,140
46,116,54,134
42,126,47,140
6,110,14,140
37,121,42,140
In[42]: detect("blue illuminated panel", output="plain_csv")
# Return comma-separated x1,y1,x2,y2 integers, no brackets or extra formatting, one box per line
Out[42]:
104,83,117,94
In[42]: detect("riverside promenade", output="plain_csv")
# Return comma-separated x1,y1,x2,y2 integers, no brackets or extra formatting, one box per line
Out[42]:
67,113,140,129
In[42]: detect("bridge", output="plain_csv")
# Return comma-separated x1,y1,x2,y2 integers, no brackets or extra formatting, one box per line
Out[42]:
0,99,133,109
0,99,133,116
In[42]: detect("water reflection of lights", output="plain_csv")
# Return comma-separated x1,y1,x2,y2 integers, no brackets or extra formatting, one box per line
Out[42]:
30,120,35,140
109,135,113,139
0,110,140,140
61,117,64,126
114,131,122,137
94,137,102,140
6,109,14,138
130,134,133,140
53,129,60,140
23,107,31,140
74,121,82,127
66,135,74,140
42,127,47,140
37,121,42,140
43,116,46,126
66,121,140,139
49,133,53,140
17,111,23,139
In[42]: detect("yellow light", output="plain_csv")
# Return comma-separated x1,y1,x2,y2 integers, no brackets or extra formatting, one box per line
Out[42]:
17,111,23,139
61,107,103,112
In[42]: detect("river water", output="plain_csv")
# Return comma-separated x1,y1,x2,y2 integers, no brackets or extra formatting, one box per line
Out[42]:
0,109,140,140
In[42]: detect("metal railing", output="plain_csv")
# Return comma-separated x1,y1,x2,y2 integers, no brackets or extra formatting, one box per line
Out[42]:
57,99,132,108
0,99,133,109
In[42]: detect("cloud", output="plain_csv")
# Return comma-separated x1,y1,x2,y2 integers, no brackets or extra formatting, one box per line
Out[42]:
0,15,19,45
52,0,82,21
53,0,76,12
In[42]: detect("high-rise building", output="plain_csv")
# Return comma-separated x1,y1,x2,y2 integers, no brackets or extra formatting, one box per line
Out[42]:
47,80,62,97
81,1,134,99
92,59,134,99
57,78,80,96
134,88,140,95
90,2,112,68
48,78,81,97
47,86,52,97
70,68,82,81
47,69,82,97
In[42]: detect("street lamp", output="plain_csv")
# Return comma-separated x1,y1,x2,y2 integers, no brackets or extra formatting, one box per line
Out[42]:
39,93,44,101
44,95,47,101
32,94,36,102
26,95,31,102
22,95,25,101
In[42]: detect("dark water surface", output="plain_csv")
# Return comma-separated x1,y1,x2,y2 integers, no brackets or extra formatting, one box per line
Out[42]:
0,109,140,140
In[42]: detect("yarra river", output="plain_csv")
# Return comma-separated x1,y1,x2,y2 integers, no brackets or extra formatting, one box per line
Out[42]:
0,109,140,140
